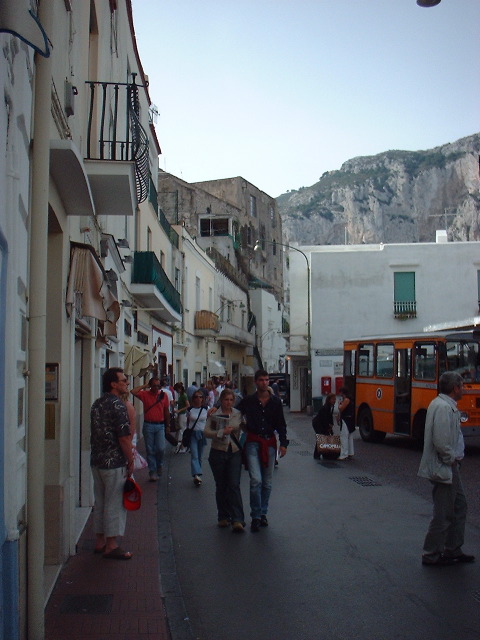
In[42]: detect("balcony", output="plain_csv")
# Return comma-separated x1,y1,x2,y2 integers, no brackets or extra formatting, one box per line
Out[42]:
130,252,182,323
393,300,417,319
84,77,149,215
194,311,220,337
217,321,255,347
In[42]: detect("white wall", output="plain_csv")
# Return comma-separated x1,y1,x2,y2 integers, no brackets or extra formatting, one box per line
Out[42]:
288,241,480,408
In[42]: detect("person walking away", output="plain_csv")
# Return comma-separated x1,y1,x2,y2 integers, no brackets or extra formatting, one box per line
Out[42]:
418,371,475,566
173,382,189,453
238,369,288,532
312,392,336,459
337,387,355,460
187,381,198,401
187,391,208,486
270,378,281,399
131,377,170,481
90,367,134,559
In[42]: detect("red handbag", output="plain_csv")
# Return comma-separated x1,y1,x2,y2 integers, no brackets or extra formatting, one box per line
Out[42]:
123,477,142,511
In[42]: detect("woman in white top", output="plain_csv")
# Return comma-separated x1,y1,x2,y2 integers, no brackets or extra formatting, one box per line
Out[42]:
187,391,208,486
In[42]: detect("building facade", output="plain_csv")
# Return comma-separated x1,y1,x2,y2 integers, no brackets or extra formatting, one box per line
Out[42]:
287,240,480,412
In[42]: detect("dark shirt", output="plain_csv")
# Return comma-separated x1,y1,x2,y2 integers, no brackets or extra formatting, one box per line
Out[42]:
238,392,288,448
314,402,334,435
90,393,131,469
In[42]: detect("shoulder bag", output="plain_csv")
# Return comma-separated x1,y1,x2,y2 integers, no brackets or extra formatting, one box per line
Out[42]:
181,407,204,449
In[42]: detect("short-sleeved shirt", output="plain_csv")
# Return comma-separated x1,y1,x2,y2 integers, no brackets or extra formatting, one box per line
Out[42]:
90,393,131,469
136,389,170,422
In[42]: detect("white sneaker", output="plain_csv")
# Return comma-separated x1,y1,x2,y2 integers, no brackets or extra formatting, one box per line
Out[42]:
193,475,202,486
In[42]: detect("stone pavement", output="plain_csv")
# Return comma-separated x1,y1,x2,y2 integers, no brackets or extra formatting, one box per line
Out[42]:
45,464,170,640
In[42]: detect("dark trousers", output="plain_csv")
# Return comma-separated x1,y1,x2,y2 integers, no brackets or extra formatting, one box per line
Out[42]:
208,447,244,524
423,464,467,561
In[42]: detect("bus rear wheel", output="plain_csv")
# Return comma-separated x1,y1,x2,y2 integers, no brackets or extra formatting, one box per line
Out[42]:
358,407,386,443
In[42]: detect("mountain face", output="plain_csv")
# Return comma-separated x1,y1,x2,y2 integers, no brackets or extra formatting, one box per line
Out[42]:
277,133,480,245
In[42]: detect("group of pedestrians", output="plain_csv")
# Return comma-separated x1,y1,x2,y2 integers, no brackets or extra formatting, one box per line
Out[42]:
90,365,475,564
312,387,355,460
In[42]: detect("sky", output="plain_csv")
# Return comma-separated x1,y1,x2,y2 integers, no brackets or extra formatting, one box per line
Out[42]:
131,0,480,198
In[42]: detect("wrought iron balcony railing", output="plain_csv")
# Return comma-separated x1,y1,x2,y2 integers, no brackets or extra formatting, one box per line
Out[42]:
393,300,417,319
132,252,181,314
85,74,149,204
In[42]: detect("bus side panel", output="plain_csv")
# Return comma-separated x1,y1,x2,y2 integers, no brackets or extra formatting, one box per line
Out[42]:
356,380,395,434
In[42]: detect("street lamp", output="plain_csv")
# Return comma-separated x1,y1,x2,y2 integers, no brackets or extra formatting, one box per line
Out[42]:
254,240,312,410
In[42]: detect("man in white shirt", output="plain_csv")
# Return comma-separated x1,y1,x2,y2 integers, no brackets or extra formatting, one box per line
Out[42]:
418,371,475,566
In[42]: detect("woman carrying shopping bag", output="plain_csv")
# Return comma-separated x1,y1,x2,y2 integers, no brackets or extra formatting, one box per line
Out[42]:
338,386,355,460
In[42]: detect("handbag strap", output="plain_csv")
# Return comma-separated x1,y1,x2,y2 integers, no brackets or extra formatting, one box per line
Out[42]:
186,406,204,431
144,390,165,418
230,432,243,452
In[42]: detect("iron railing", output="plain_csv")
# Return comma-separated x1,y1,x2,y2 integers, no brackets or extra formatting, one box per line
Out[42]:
393,300,417,319
86,74,149,203
132,252,181,314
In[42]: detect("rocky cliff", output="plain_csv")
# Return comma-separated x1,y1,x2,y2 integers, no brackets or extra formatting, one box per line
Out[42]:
277,133,480,245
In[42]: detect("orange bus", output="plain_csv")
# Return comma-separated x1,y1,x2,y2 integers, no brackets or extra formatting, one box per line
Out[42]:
343,330,480,443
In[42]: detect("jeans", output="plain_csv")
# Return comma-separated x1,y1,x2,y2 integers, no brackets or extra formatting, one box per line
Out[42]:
208,448,244,523
245,441,276,519
190,430,206,477
142,422,165,473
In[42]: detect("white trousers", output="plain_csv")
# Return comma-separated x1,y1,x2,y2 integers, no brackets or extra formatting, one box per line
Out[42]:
340,421,355,458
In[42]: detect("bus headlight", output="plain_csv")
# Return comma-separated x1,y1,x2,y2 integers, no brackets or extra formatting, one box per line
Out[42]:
460,412,468,423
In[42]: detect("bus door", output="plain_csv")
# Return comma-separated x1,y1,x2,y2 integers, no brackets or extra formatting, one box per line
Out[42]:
394,348,411,434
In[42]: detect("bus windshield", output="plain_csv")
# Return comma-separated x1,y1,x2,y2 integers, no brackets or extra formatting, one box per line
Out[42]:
445,339,480,382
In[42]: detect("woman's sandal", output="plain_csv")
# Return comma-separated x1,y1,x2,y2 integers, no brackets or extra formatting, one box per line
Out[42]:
103,547,132,560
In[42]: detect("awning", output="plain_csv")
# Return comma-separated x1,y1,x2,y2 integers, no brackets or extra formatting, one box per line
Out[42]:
0,2,50,57
124,345,153,378
209,360,225,375
240,364,255,376
66,244,120,337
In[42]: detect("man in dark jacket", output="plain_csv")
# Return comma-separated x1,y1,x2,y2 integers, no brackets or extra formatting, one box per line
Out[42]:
238,370,288,532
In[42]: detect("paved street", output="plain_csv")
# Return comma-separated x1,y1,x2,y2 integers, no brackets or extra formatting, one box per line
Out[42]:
160,410,480,640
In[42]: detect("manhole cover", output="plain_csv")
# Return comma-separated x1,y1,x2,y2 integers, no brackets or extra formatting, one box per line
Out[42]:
349,476,382,487
60,594,113,614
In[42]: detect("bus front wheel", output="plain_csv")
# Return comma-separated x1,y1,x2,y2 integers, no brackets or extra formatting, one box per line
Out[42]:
358,407,386,443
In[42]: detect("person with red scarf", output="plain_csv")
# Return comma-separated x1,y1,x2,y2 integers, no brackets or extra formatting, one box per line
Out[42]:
238,370,288,532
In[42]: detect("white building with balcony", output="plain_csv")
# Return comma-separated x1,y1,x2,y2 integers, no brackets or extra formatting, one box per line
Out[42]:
288,240,480,412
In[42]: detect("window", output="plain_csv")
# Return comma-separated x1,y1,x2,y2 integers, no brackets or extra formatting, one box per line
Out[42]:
200,217,229,237
160,251,165,269
394,272,416,318
249,195,257,217
414,342,436,380
195,276,200,311
270,205,276,227
147,227,152,251
477,270,480,312
272,240,277,256
174,268,181,294
247,227,252,246
376,343,394,378
358,344,374,377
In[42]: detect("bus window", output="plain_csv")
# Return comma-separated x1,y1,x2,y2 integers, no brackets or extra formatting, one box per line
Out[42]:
446,340,480,382
414,343,436,380
376,343,394,378
343,350,356,377
358,344,374,377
